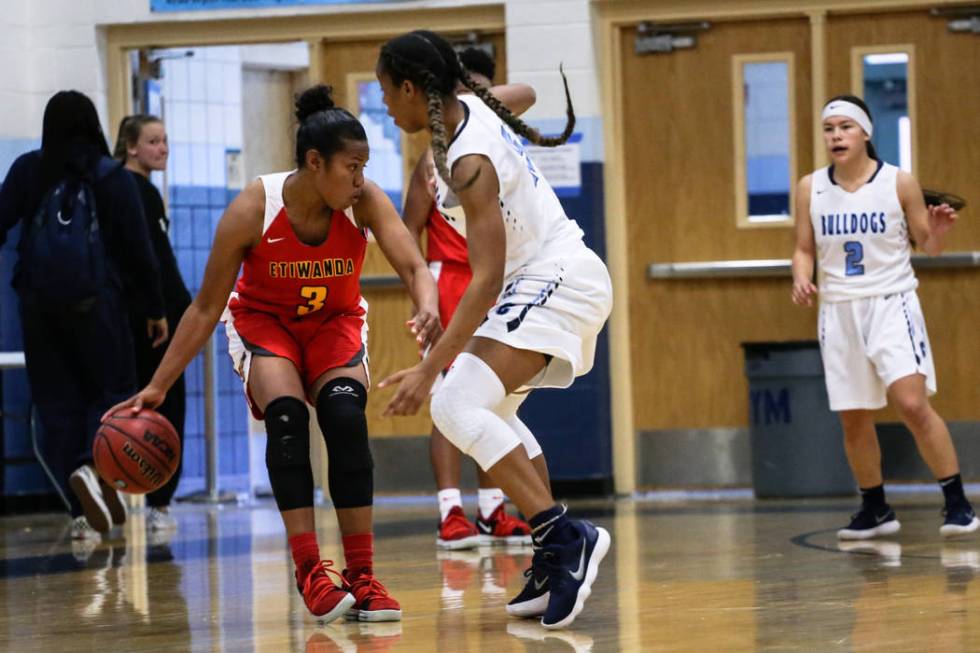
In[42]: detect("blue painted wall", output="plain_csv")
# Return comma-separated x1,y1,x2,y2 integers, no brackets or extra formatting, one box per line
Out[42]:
0,140,49,499
168,185,251,496
520,161,612,484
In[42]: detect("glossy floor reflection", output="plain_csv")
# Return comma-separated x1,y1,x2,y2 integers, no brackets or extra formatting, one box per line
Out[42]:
2,495,979,651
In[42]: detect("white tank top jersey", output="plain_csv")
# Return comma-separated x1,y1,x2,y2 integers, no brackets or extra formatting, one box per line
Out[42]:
434,94,586,279
810,160,917,302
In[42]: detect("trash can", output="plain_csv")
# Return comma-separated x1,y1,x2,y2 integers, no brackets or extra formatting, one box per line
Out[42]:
742,341,855,498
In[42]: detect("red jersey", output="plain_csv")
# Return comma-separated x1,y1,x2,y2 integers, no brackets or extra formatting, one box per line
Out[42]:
425,201,469,265
229,171,367,320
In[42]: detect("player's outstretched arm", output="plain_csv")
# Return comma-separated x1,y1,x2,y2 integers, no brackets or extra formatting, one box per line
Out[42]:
356,179,441,352
104,180,263,417
791,174,818,307
488,84,537,116
898,170,956,256
380,154,505,417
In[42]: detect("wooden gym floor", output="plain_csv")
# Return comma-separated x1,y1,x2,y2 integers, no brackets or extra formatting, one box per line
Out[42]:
1,493,978,652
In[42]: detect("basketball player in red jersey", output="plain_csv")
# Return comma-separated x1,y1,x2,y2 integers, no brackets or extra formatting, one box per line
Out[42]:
106,85,439,623
403,48,536,550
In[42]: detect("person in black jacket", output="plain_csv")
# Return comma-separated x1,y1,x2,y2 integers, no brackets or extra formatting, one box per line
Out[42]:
0,91,167,542
114,114,191,532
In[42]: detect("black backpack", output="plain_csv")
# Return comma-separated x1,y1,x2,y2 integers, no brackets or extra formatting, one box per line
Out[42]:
19,157,118,311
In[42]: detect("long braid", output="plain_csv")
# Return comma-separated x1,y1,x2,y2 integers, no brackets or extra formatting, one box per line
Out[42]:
460,65,576,147
415,66,481,192
419,68,452,188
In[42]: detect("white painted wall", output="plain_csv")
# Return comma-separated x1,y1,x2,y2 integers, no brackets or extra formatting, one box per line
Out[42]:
240,42,309,71
0,0,602,157
506,0,598,121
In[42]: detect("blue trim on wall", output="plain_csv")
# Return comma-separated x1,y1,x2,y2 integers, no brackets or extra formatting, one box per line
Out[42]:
1,141,46,498
526,117,604,163
0,140,39,178
520,162,612,482
169,184,251,496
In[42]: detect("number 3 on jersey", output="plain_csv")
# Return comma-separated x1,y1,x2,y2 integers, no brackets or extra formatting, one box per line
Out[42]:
844,241,865,276
297,285,328,316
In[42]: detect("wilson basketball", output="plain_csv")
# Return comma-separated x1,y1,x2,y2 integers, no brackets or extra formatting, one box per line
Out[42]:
94,409,181,494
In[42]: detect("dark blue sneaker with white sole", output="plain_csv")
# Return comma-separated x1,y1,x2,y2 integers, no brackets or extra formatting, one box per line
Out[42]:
941,502,980,538
837,504,901,540
506,548,549,618
538,519,610,629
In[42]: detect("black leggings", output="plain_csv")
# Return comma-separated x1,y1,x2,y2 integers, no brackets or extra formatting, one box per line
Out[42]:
130,306,187,508
20,288,136,517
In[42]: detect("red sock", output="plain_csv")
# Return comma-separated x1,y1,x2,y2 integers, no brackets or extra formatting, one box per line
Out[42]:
289,532,320,578
342,532,373,575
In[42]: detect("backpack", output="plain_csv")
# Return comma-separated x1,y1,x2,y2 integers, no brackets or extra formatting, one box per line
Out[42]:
19,157,118,312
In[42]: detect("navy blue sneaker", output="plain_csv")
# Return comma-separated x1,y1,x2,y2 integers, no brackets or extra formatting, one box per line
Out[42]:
941,502,980,538
837,505,901,540
506,548,549,618
539,520,610,629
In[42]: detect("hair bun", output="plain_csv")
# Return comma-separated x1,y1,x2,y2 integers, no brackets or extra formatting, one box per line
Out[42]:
295,85,336,122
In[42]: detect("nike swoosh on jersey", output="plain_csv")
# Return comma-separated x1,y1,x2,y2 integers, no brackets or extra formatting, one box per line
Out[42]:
267,236,286,244
569,540,587,581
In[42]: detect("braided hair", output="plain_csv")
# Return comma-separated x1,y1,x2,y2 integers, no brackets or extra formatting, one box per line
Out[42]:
378,30,575,190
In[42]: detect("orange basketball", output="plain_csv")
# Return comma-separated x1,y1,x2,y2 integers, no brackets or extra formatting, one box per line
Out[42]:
94,409,181,494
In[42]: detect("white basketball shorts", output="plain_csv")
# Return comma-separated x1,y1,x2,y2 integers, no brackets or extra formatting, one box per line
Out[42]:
474,246,612,389
818,290,936,411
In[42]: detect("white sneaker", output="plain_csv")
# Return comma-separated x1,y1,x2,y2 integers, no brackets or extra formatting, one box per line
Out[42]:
838,540,903,567
69,466,111,533
506,621,595,653
69,516,102,542
146,507,177,532
98,478,127,526
941,547,980,571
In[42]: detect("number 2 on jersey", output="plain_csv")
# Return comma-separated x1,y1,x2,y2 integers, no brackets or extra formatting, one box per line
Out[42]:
843,241,865,276
297,285,328,316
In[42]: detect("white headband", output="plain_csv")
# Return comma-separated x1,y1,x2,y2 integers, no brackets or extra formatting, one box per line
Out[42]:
821,100,873,138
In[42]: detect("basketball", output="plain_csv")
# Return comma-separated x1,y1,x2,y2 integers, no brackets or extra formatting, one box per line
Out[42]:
94,409,181,495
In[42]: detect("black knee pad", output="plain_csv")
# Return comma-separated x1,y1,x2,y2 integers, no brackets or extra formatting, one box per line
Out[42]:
264,396,314,511
315,378,373,509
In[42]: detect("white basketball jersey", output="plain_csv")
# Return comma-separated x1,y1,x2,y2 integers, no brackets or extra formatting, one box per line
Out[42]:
810,161,917,302
434,94,585,279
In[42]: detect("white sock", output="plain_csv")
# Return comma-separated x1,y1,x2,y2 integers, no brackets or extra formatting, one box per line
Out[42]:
478,488,505,520
438,488,463,522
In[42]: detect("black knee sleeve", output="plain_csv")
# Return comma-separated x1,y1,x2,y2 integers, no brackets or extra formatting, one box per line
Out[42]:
264,396,314,512
315,378,373,509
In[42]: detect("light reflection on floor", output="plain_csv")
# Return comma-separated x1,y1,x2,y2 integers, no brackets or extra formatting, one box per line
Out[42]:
1,494,979,652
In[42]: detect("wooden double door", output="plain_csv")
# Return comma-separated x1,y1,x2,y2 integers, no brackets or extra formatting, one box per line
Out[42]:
620,8,980,432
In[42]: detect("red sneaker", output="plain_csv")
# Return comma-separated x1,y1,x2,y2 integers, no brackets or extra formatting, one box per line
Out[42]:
343,568,402,622
438,549,481,592
486,550,531,593
437,505,483,550
296,560,355,622
476,504,532,545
